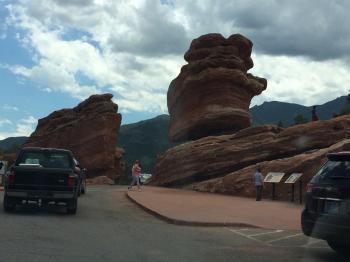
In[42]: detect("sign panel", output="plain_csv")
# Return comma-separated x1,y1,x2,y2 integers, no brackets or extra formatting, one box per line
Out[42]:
0,160,7,175
285,173,303,184
264,172,285,183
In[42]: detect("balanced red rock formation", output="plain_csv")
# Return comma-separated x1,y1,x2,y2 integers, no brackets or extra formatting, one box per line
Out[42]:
24,94,122,181
168,33,267,142
149,115,350,191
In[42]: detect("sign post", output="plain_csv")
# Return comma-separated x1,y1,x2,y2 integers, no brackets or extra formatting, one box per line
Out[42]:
284,173,303,204
264,172,285,200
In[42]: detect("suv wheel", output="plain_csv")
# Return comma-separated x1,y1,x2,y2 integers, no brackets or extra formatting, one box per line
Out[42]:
327,240,350,257
3,195,16,212
66,197,78,215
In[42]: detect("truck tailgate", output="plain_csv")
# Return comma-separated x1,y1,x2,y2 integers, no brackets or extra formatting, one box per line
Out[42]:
10,166,74,191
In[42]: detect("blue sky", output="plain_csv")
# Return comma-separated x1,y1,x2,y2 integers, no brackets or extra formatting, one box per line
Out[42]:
1,0,350,139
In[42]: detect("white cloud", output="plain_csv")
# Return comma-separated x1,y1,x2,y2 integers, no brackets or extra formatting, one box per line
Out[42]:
250,55,350,106
2,104,19,111
0,116,37,140
3,0,350,116
15,116,37,137
0,118,13,127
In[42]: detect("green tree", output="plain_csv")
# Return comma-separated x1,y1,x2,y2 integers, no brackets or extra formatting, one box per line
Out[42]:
294,114,308,125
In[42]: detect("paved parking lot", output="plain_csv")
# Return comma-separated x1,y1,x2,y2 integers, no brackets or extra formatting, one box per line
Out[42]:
0,186,347,262
226,227,328,249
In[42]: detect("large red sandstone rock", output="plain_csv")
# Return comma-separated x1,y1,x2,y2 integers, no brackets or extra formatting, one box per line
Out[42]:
24,94,122,181
168,33,267,142
149,115,350,187
192,139,350,201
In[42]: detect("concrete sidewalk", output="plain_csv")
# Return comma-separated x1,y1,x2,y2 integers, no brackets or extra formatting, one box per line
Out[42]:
127,186,303,230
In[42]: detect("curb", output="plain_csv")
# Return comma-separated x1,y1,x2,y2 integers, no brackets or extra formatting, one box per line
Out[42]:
126,192,260,228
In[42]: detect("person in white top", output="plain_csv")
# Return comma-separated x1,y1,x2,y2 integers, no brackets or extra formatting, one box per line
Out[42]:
253,167,264,201
128,160,142,192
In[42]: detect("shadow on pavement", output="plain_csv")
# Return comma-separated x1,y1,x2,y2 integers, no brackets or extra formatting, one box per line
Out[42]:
8,203,70,216
309,249,349,262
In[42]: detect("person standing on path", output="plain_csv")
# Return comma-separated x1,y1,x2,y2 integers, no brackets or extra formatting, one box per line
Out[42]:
253,168,264,201
312,106,319,121
128,160,142,191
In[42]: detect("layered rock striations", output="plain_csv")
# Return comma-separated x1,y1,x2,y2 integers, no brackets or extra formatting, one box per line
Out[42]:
168,33,267,142
149,115,350,188
24,94,122,180
192,139,350,200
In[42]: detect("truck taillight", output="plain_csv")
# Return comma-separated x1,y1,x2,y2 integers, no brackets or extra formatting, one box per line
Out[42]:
306,183,314,193
8,171,16,184
68,175,76,187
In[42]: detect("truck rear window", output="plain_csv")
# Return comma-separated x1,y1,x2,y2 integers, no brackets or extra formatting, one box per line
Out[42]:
17,151,72,169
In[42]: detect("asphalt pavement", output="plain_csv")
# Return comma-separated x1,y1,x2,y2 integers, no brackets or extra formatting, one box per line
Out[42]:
0,186,347,262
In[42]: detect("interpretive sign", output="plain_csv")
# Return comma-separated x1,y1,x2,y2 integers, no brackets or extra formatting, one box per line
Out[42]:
285,173,303,184
264,172,285,183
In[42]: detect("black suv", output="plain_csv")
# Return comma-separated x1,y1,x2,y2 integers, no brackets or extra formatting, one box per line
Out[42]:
301,152,350,256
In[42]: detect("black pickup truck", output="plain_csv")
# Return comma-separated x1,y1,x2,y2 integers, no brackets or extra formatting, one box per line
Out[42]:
3,147,80,214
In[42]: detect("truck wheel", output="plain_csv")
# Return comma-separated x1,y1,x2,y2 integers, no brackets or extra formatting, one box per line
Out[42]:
81,180,86,194
327,240,350,257
66,197,78,215
78,184,81,197
3,195,16,212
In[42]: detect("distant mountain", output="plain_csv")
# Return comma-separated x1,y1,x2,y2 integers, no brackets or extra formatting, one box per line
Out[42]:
0,136,28,152
117,114,177,175
250,96,347,127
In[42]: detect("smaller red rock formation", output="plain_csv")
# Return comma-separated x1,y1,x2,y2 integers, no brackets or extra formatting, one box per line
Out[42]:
24,94,122,181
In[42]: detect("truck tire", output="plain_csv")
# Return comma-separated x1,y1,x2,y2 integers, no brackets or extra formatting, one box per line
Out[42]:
66,197,78,215
327,240,350,257
3,195,16,212
81,180,86,194
78,184,81,197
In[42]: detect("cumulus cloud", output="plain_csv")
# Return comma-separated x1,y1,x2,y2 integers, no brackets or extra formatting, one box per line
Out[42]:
0,116,37,140
250,55,350,106
2,104,19,111
2,0,350,115
0,118,13,127
175,0,350,61
15,116,37,136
